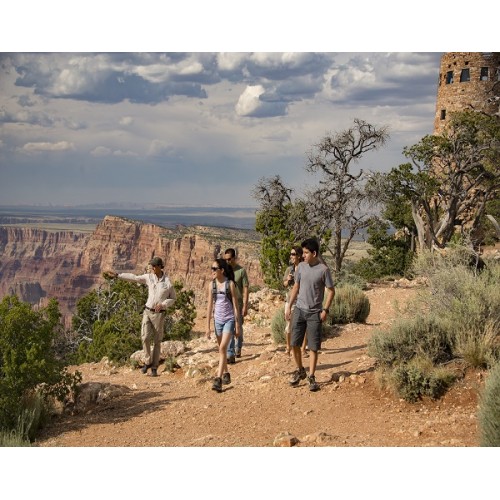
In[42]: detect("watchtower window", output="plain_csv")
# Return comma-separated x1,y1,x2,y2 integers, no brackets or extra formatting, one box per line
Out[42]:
460,68,470,82
480,67,489,81
445,71,454,84
440,109,446,120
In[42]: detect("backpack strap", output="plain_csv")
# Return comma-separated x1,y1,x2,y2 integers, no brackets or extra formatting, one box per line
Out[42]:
212,279,232,301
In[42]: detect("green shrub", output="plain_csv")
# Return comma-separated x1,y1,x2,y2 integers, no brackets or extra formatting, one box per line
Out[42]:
412,251,500,368
330,285,370,324
479,362,500,446
368,315,453,367
390,356,456,403
165,282,197,341
271,305,286,345
351,220,414,281
73,278,196,364
0,296,80,438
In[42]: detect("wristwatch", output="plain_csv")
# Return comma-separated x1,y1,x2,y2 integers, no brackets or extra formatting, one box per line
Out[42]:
322,308,329,313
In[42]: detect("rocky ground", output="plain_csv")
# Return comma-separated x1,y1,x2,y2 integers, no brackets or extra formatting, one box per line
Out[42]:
35,281,484,448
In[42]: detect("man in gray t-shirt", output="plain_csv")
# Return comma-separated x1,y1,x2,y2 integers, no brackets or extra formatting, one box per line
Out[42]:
285,238,335,391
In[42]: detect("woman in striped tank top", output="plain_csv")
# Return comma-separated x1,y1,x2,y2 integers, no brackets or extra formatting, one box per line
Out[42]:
206,258,241,392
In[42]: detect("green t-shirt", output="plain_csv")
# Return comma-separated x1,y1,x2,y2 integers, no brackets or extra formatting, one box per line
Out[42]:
232,263,249,309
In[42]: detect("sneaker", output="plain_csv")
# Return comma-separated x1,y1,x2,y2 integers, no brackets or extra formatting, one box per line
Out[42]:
308,374,319,392
235,348,242,358
150,368,158,377
289,367,307,386
141,364,150,374
212,377,223,392
227,355,236,365
222,372,231,385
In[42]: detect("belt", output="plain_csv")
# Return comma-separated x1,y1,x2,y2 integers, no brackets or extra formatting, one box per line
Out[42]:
144,306,165,314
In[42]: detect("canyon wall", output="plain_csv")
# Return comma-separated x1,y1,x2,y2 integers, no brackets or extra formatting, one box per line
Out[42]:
0,216,264,321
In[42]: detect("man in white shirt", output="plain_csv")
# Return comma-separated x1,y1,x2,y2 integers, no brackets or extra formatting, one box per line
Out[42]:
105,257,176,376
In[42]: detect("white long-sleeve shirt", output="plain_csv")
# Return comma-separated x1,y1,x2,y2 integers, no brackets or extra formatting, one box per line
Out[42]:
118,272,176,310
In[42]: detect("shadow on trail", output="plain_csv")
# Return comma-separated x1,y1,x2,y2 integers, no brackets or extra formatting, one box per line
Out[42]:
36,390,198,442
320,344,367,355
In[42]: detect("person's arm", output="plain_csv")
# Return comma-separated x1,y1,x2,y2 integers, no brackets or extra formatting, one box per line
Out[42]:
160,285,176,311
230,281,241,337
103,270,146,283
283,266,292,287
206,282,214,339
285,281,299,321
242,270,250,317
320,286,335,322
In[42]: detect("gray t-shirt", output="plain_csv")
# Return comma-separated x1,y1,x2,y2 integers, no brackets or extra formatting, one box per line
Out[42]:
295,261,334,312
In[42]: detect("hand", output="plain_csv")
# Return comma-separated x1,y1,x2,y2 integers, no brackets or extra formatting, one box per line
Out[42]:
206,329,211,339
154,304,163,313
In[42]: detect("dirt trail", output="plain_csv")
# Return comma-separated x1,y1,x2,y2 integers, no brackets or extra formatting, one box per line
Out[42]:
36,283,481,447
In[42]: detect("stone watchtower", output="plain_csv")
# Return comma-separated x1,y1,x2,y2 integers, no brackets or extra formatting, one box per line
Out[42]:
434,52,500,133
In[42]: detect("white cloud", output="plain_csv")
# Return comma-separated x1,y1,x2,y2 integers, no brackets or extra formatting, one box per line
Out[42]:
119,116,133,126
91,146,112,156
147,139,176,158
235,85,265,116
21,141,74,153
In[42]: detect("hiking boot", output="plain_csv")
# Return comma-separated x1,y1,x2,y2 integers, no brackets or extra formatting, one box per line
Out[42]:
235,348,242,358
212,377,223,392
308,374,319,392
289,367,307,386
141,364,150,374
150,368,158,377
227,355,236,365
222,372,231,385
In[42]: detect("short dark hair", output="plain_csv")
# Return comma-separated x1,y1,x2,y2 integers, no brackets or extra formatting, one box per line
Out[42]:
301,238,319,255
149,256,164,268
224,248,236,259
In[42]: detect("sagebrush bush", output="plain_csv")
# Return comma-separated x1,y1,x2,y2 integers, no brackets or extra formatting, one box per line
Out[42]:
368,315,453,367
479,361,500,446
370,249,500,403
330,285,370,324
271,305,286,345
390,356,456,402
412,251,500,368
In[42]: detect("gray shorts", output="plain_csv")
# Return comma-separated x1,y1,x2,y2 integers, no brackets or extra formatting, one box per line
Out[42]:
290,307,322,351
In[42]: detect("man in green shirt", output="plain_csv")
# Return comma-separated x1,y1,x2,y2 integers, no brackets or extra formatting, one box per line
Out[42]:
224,248,249,363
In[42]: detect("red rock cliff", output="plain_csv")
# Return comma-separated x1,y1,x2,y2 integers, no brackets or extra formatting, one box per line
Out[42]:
0,216,263,319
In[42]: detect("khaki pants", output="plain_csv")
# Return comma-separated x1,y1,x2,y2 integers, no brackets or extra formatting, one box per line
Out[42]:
141,309,166,368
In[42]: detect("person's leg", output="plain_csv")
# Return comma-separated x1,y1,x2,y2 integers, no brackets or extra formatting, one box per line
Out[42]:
218,331,232,378
289,308,307,385
236,314,243,356
284,302,291,354
226,328,236,362
301,334,308,357
305,312,322,391
305,312,322,376
290,307,306,369
140,311,154,368
150,313,166,370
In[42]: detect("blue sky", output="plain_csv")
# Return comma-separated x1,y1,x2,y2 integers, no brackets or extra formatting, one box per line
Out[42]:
0,5,494,208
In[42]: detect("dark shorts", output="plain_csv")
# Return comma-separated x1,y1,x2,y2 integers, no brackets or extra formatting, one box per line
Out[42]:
290,307,322,351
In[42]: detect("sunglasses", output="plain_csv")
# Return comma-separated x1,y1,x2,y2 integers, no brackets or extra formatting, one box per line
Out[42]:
290,252,296,256
211,266,221,271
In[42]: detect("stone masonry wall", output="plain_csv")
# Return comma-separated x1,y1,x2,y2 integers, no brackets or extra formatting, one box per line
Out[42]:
434,52,500,133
